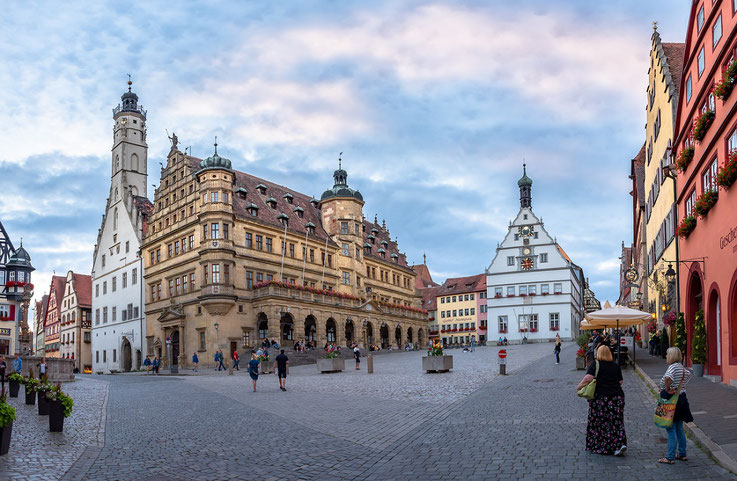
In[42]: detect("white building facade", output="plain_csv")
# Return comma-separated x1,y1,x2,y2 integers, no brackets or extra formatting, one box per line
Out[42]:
486,166,584,344
91,81,151,373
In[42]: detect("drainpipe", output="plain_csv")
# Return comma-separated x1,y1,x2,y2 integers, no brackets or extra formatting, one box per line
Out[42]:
139,249,144,365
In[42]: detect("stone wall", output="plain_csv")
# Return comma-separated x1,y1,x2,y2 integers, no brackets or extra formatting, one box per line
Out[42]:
14,356,75,382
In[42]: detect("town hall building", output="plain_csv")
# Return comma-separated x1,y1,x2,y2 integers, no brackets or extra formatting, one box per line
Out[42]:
485,166,585,344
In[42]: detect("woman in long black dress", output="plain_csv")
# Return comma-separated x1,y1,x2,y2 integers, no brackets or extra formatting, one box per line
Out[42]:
576,345,627,456
248,353,260,392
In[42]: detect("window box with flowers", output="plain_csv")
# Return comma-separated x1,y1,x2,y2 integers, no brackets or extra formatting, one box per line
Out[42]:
677,215,697,238
717,151,737,189
494,294,502,298
529,328,538,333
694,190,718,218
550,326,559,331
506,294,514,298
677,146,695,172
529,293,536,296
693,110,715,142
499,329,508,334
519,328,528,333
715,60,737,100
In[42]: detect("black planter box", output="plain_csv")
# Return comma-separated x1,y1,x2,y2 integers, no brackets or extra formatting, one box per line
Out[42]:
8,381,19,398
48,400,65,432
37,393,49,415
25,390,36,406
0,422,11,456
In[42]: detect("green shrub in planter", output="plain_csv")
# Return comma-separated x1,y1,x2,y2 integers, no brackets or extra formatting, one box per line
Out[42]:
692,309,707,366
0,390,15,428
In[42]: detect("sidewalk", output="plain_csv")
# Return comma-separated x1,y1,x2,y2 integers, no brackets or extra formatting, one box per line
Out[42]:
636,354,737,474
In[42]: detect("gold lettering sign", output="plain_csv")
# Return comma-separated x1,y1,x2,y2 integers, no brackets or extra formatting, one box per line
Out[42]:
0,328,11,336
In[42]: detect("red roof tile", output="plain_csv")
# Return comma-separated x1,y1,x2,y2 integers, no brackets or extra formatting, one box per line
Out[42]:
662,42,686,97
436,273,486,296
72,273,92,308
411,264,439,289
44,275,66,328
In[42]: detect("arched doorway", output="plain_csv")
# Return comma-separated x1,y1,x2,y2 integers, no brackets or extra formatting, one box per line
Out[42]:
305,315,317,343
407,327,414,344
154,339,162,361
135,350,142,370
687,270,703,364
418,328,425,348
364,321,374,347
257,313,268,340
121,338,132,372
707,289,722,376
281,312,294,346
326,318,336,343
345,320,354,344
171,330,180,366
380,323,389,349
395,325,402,348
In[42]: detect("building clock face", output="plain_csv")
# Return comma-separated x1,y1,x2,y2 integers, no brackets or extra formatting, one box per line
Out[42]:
522,247,531,255
518,225,533,237
521,257,534,270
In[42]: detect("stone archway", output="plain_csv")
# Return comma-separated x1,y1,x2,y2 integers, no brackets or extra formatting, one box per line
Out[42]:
326,318,337,343
305,315,317,343
364,321,374,347
257,312,269,340
281,312,294,345
345,319,355,344
407,327,414,345
687,270,703,363
121,338,133,372
418,328,425,348
380,323,389,349
707,289,722,376
395,325,402,348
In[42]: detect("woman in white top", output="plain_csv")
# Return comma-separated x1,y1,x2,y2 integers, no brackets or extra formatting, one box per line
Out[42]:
658,347,694,464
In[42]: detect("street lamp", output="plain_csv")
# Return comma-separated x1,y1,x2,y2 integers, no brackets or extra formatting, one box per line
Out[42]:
665,264,677,285
213,322,219,349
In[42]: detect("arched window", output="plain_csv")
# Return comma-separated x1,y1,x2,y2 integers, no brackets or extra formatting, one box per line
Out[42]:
131,153,139,171
113,207,119,230
115,188,119,201
115,155,120,173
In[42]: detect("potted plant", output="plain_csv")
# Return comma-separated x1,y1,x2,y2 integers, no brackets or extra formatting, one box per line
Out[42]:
694,190,718,218
257,353,274,374
22,369,39,406
677,146,695,172
693,110,715,142
717,151,737,189
575,333,589,370
676,215,697,238
35,380,53,416
422,341,453,373
0,386,15,455
691,309,707,377
317,349,345,373
45,384,73,433
7,373,22,398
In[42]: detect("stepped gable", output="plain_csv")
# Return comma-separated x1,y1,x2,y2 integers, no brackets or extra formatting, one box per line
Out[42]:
44,275,67,328
361,218,412,272
436,273,486,296
72,273,92,308
134,196,154,236
661,42,686,97
187,156,334,245
411,263,439,289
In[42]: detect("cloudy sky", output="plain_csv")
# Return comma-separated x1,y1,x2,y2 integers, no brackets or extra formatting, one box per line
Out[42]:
1,0,691,319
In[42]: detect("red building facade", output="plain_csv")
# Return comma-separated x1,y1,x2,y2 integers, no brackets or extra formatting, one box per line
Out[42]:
673,0,737,384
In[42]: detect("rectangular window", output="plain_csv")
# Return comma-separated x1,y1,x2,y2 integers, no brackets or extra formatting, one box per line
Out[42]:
498,316,508,333
686,75,692,103
246,271,253,289
113,349,117,363
507,256,515,266
132,268,137,285
256,272,263,283
102,254,105,267
212,264,220,283
168,280,174,296
452,310,457,317
266,274,273,281
554,283,562,294
686,189,697,216
441,297,445,304
211,191,219,203
470,294,475,300
494,287,503,297
150,285,156,301
342,243,349,256
189,235,195,250
464,294,469,301
223,223,229,240
550,313,560,330
310,249,315,263
174,241,180,255
698,47,705,77
465,308,470,316
342,272,350,285
452,296,456,302
190,273,195,291
441,311,446,318
199,331,206,350
103,350,106,362
95,309,100,325
168,244,173,257
714,14,723,47
703,157,719,192
96,351,99,363
103,307,108,323
355,247,361,260
246,232,253,248
96,284,99,297
103,281,107,295
697,5,704,31
507,286,514,296
340,222,349,234
211,223,219,239
541,284,549,294
265,237,272,253
480,305,487,313
122,272,127,289
540,253,548,263
176,277,181,295
183,274,188,293
528,285,536,295
112,306,117,322
519,285,527,295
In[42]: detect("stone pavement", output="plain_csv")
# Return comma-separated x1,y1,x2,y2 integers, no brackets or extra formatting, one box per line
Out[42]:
4,344,735,480
637,353,737,474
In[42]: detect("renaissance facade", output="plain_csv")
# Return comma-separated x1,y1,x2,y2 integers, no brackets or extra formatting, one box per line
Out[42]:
142,145,428,368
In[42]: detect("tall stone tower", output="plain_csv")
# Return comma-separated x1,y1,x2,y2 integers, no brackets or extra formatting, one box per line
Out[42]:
91,79,152,374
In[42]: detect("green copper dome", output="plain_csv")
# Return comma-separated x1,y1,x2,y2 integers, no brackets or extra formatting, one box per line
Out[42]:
517,164,532,187
199,140,232,172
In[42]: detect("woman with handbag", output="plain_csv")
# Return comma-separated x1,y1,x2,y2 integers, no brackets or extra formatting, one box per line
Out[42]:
576,345,627,456
658,347,693,464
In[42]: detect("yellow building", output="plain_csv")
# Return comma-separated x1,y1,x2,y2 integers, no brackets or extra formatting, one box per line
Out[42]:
431,274,487,346
643,27,684,324
141,145,428,368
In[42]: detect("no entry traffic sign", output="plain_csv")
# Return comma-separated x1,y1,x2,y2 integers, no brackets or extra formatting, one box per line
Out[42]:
498,349,507,359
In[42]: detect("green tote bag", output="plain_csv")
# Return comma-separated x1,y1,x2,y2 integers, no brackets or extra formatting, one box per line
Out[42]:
577,361,598,401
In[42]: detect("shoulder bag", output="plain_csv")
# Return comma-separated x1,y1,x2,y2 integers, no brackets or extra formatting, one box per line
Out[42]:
577,361,599,400
654,369,685,428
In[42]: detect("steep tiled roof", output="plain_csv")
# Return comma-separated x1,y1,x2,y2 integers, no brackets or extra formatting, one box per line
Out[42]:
411,264,439,289
435,273,486,296
662,42,686,97
361,218,411,271
72,273,92,308
45,275,66,327
634,145,646,209
420,286,441,312
557,245,572,264
134,195,154,236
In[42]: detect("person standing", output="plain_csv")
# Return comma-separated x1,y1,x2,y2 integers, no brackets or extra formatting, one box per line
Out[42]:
554,335,562,365
153,356,160,375
470,336,476,352
658,347,694,464
275,349,289,391
353,343,361,370
577,345,627,456
12,354,22,374
38,357,47,378
143,356,151,375
248,353,260,392
0,355,6,390
213,351,219,370
192,352,199,373
232,350,240,371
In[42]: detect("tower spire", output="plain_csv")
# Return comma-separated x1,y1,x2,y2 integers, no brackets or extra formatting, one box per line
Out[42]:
517,162,533,209
214,136,218,155
339,151,342,170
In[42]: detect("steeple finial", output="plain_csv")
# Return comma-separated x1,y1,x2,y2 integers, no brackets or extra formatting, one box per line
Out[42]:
653,21,658,31
339,152,343,170
127,74,132,92
423,252,426,265
214,136,218,155
374,214,378,224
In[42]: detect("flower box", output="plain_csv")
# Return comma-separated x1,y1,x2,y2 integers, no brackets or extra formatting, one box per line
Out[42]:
693,110,715,142
499,329,507,334
494,294,502,298
520,294,527,297
519,328,528,333
677,146,695,172
716,60,737,100
541,292,549,296
529,293,536,296
694,190,718,218
506,295,514,298
717,151,737,189
550,326,559,331
317,358,345,373
258,360,275,374
422,355,453,373
530,328,538,333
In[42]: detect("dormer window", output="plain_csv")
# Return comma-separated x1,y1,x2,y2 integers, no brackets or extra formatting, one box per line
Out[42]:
380,240,388,247
277,212,289,226
266,197,277,209
378,247,386,259
283,192,294,204
293,205,304,218
235,187,248,199
247,203,259,217
391,253,399,263
363,242,372,254
368,234,375,244
305,222,316,235
256,184,267,195
310,197,319,208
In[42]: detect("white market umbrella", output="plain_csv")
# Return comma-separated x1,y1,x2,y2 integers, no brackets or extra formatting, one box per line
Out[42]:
585,302,651,362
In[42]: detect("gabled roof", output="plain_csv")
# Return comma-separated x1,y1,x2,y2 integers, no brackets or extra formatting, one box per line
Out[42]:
661,42,686,96
411,264,439,289
420,286,441,312
557,245,571,264
45,275,67,327
72,273,92,308
436,273,486,296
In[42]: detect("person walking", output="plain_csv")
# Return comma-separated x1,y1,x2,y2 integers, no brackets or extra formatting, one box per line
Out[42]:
577,345,627,456
192,352,199,373
554,335,562,364
217,350,227,371
12,354,22,374
153,356,160,375
470,336,476,352
275,349,289,391
232,350,240,371
143,356,151,374
353,343,361,370
658,347,694,464
213,351,219,370
248,353,260,392
0,355,6,390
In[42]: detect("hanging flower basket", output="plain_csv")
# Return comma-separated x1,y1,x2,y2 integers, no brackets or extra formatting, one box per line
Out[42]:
693,110,715,142
676,146,695,172
717,151,737,189
677,215,697,238
663,311,677,326
694,190,718,218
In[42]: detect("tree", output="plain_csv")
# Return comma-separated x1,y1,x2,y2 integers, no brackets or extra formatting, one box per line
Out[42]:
674,312,687,355
660,327,670,359
691,309,707,365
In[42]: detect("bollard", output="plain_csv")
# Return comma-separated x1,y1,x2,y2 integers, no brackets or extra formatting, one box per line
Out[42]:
367,354,374,374
499,363,506,375
228,364,234,376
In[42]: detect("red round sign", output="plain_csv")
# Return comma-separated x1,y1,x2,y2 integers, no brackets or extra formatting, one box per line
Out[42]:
498,349,507,359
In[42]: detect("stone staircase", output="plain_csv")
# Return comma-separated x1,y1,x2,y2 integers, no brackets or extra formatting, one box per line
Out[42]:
263,346,421,367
